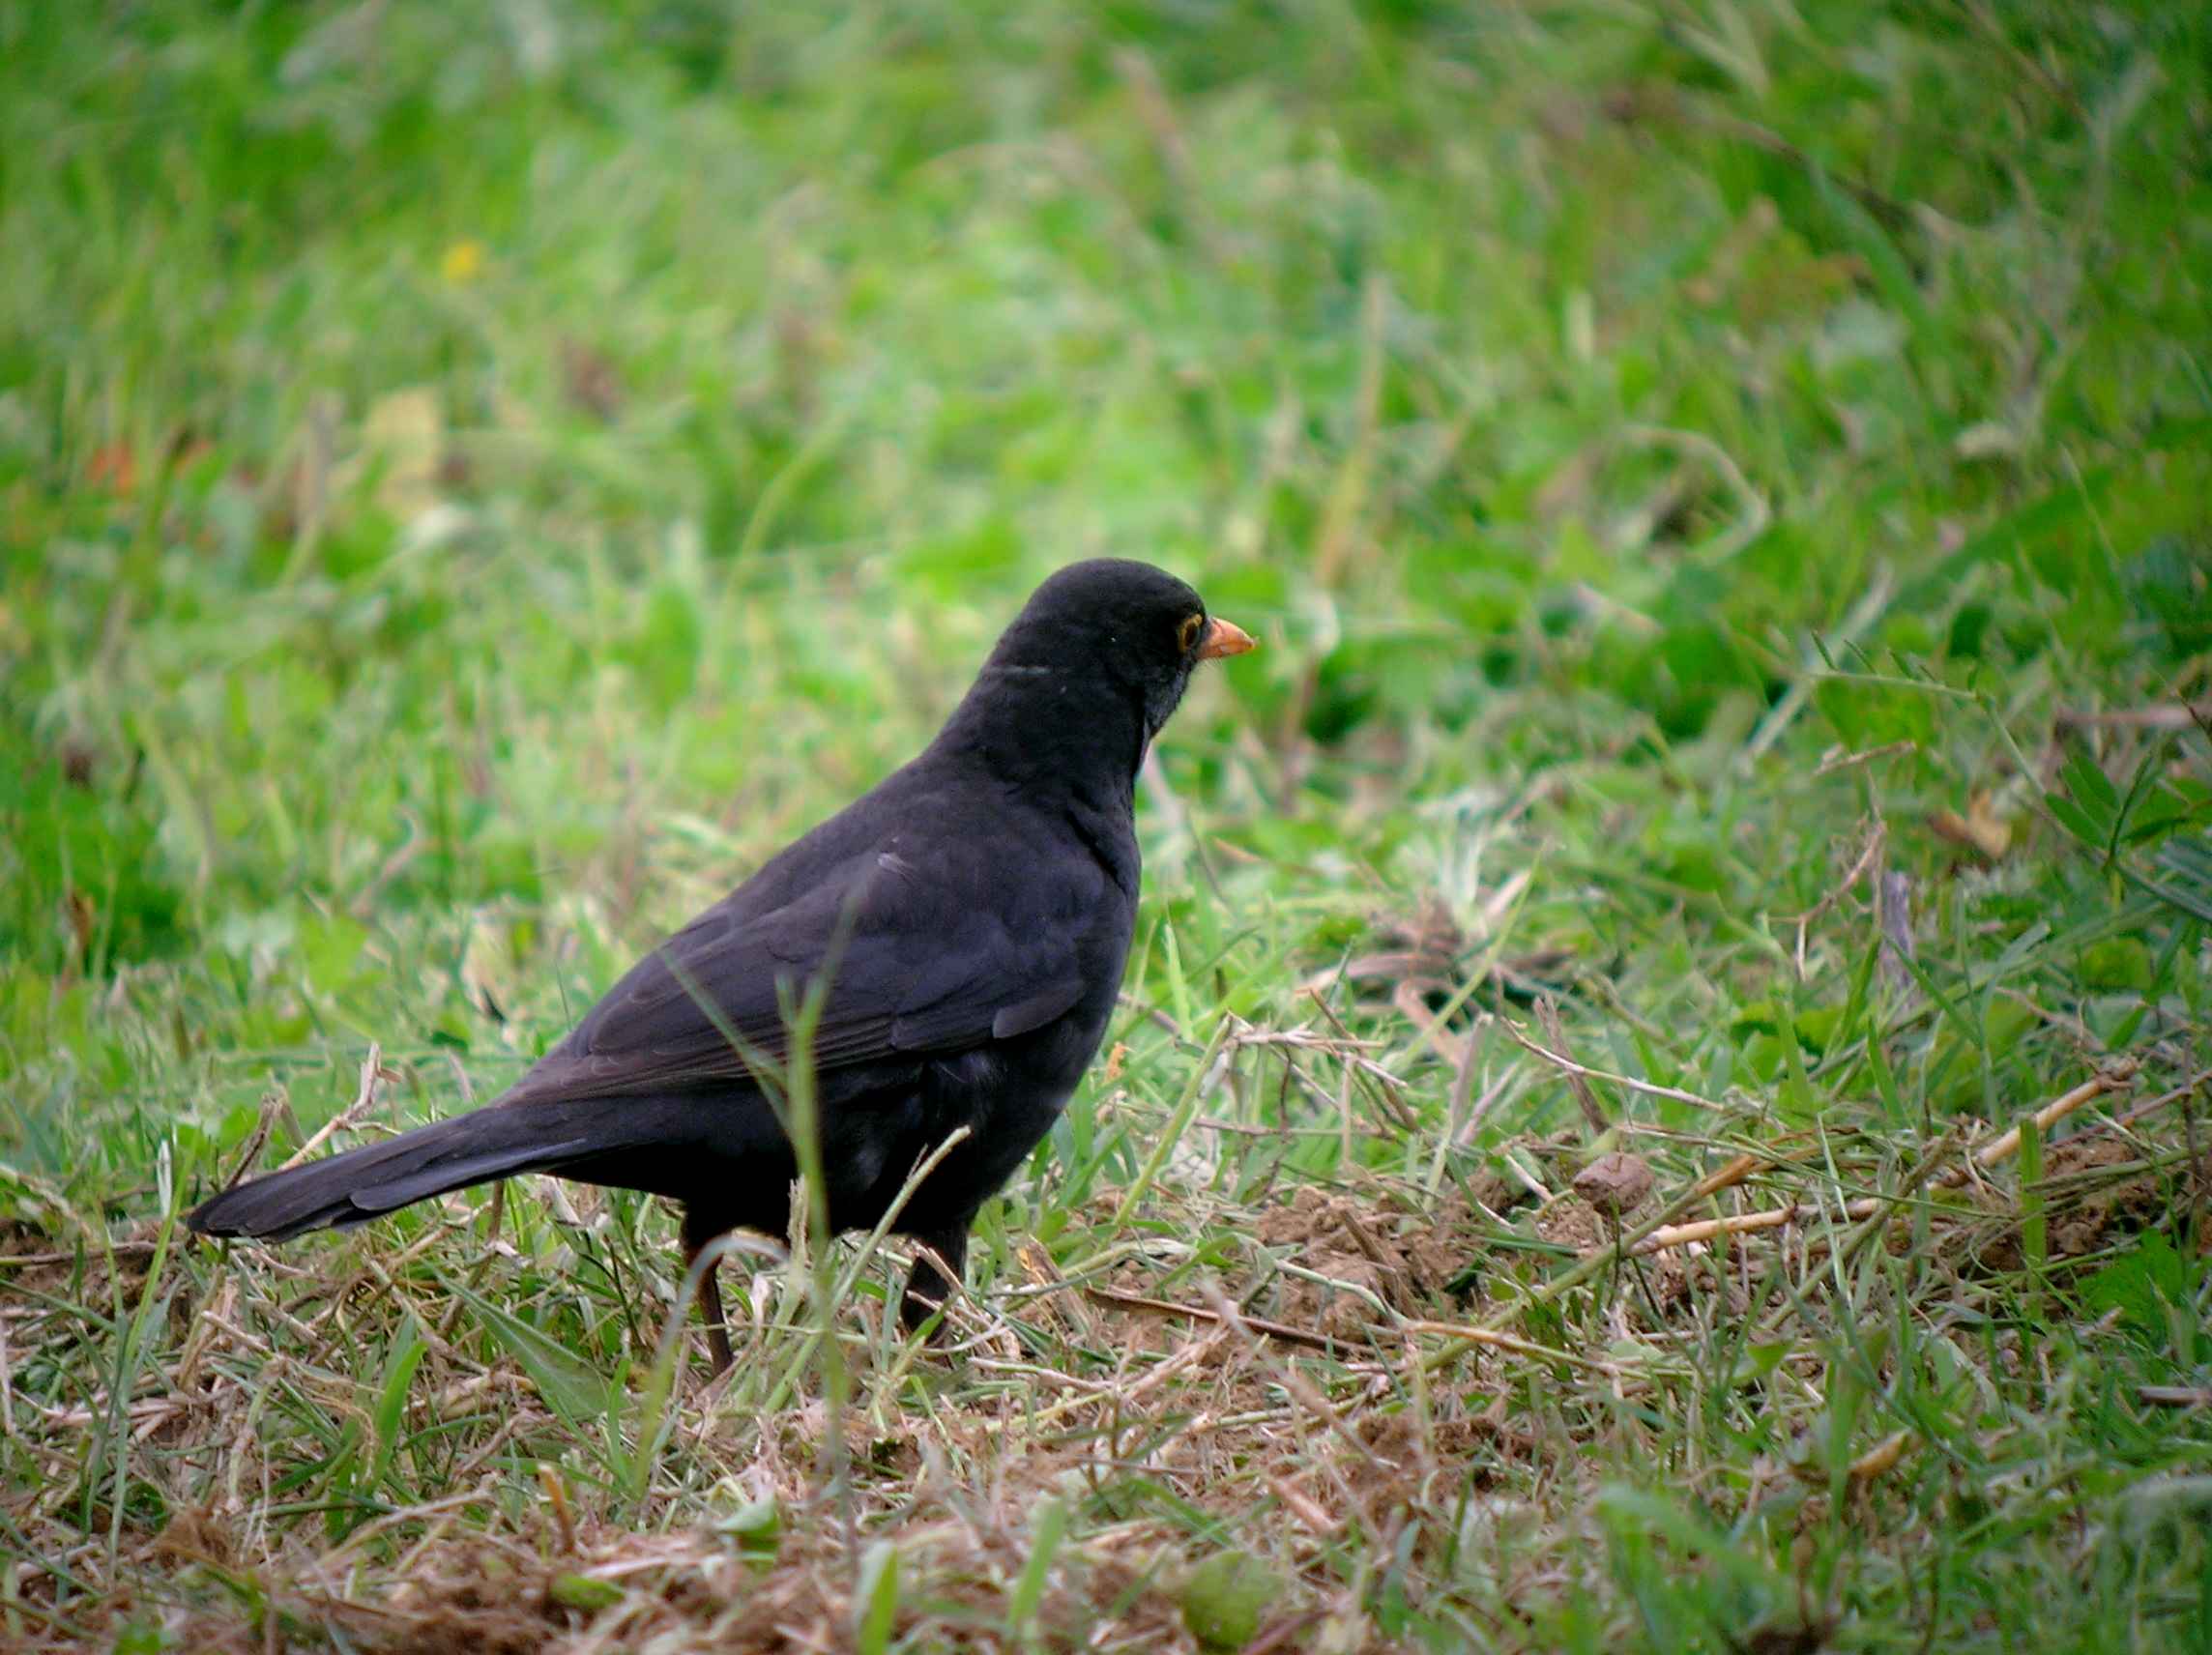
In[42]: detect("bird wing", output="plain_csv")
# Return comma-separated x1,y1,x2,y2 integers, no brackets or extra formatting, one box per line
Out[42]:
498,845,1095,1106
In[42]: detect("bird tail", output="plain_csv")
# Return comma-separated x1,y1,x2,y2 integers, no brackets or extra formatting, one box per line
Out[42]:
186,1098,654,1241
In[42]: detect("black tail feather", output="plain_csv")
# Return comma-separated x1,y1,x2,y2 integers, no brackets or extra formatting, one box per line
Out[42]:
186,1100,660,1241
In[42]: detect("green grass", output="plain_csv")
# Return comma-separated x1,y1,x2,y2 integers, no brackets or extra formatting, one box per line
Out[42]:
4,0,2211,1649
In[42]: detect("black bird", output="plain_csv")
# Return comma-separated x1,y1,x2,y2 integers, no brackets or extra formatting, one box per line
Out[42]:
187,560,1255,1372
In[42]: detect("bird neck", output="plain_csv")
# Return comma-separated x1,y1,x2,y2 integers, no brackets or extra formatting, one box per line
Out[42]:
929,662,1148,823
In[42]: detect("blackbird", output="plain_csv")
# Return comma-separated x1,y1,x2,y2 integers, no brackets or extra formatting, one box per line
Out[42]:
188,559,1254,1372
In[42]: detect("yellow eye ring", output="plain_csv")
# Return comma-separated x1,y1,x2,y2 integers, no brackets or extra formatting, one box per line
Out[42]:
1177,613,1205,653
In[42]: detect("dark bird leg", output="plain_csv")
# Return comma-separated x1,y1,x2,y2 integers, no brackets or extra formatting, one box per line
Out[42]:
682,1209,736,1377
900,1224,969,1339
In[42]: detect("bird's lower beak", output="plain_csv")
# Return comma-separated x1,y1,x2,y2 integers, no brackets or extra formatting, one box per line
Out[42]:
1198,617,1257,659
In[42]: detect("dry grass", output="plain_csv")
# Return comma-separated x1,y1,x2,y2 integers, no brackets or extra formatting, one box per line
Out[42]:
5,1000,2206,1649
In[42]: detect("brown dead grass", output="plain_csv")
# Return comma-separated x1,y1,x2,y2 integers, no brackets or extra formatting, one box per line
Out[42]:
4,1039,2203,1653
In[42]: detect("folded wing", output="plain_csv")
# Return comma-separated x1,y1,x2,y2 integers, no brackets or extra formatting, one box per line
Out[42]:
498,845,1092,1107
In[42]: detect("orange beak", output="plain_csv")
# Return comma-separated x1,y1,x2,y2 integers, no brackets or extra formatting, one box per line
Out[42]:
1197,617,1257,660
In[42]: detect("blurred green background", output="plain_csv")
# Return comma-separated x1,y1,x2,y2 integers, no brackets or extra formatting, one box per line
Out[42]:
6,2,2202,1084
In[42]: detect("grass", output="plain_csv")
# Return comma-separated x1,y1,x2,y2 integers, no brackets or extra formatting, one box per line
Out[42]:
3,0,2210,1648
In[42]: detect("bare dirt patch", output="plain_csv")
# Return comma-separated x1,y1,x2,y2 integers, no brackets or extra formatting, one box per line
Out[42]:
1249,1183,1474,1340
1965,1137,2209,1272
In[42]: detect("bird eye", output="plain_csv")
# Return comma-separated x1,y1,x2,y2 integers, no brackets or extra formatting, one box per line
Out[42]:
1177,613,1204,653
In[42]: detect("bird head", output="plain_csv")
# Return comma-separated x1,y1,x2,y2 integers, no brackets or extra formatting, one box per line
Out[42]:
988,558,1254,739
942,558,1256,790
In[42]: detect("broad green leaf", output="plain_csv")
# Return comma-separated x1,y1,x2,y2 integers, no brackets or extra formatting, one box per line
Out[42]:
449,1281,617,1430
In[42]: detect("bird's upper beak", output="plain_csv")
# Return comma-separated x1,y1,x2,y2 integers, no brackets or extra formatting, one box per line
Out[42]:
1197,617,1257,659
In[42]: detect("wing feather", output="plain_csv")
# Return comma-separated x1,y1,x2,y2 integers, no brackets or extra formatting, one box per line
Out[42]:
500,844,1091,1107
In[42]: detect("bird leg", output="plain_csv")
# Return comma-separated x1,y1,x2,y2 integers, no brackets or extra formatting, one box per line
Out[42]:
900,1225,969,1339
681,1218,736,1378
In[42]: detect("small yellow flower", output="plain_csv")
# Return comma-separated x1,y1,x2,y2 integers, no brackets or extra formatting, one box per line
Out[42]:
441,240,486,284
